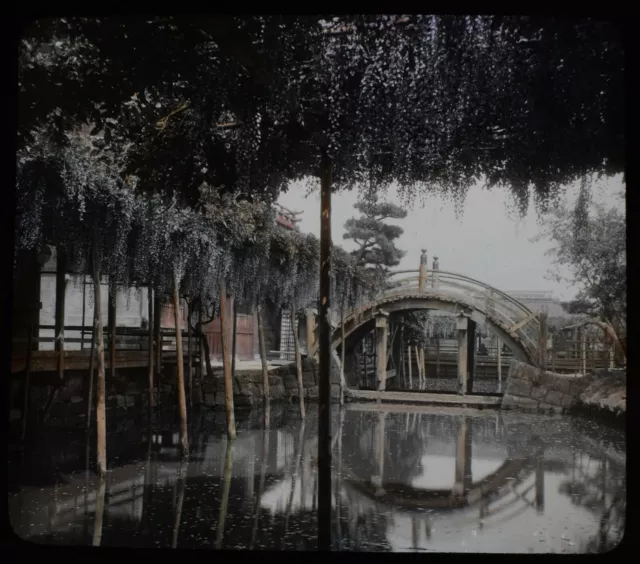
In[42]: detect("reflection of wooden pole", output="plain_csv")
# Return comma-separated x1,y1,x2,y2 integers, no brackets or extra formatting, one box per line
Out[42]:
250,428,270,549
453,417,470,496
372,412,386,494
285,420,307,534
535,455,544,514
215,441,234,549
92,477,107,546
411,516,419,550
171,462,188,548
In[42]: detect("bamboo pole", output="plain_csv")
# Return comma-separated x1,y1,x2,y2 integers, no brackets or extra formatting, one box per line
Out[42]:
147,286,154,413
92,252,107,478
215,440,234,549
290,302,306,420
187,298,193,410
172,270,189,457
85,307,97,432
219,283,236,440
408,345,413,388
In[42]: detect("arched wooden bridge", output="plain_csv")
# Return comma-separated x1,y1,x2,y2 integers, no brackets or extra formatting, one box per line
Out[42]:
309,267,543,393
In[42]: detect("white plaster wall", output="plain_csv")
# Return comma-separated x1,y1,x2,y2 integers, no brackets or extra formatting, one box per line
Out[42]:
38,247,149,351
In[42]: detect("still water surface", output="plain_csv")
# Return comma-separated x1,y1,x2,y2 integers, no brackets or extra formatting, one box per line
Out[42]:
9,404,625,552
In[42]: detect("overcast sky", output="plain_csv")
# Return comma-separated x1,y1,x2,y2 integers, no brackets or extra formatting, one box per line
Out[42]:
277,175,624,302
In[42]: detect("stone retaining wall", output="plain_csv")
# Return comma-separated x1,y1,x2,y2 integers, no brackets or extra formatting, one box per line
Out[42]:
196,357,343,408
501,360,626,420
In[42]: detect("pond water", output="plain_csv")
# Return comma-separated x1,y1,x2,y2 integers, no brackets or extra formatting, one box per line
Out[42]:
8,404,625,552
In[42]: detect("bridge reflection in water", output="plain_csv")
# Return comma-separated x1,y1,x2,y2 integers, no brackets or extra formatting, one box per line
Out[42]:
9,405,625,553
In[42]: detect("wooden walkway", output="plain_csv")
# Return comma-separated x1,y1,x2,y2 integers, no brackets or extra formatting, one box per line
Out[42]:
345,388,502,408
10,350,191,374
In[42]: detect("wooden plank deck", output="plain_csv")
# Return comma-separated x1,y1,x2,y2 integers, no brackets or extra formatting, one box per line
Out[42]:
345,388,502,408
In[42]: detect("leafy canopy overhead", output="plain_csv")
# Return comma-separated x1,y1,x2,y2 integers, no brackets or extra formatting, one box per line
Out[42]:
19,16,623,215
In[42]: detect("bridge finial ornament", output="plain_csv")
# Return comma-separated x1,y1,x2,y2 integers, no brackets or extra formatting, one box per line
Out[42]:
420,249,428,265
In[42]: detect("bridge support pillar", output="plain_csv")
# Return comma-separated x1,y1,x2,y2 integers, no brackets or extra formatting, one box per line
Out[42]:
466,320,477,394
375,311,389,391
456,313,470,395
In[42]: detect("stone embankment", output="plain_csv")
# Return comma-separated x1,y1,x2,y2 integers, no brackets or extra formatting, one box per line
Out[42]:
501,360,625,424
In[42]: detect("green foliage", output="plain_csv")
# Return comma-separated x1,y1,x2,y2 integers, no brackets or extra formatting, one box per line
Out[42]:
343,198,407,272
533,186,625,332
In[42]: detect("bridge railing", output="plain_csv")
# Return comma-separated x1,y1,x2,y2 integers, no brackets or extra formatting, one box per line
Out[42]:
383,269,541,358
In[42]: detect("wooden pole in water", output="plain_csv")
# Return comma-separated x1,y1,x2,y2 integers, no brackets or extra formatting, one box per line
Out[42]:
108,286,116,381
257,304,270,400
436,334,440,379
21,318,34,442
497,337,502,392
290,302,306,420
339,300,346,405
147,286,155,413
171,270,189,457
55,248,67,382
154,294,162,378
92,250,107,478
219,282,236,440
580,327,586,374
539,312,548,373
317,148,332,552
551,333,556,373
85,307,97,432
231,294,237,378
407,345,413,388
187,297,193,410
